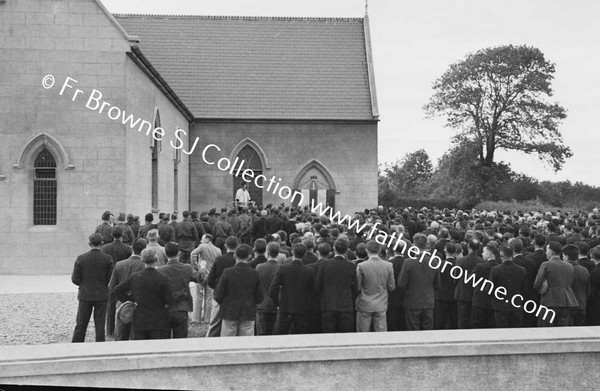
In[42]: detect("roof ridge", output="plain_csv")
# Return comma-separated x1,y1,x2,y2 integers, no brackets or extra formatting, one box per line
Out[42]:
113,14,363,22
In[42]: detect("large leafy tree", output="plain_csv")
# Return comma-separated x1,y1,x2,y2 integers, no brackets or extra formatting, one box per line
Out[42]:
424,44,572,171
383,149,432,196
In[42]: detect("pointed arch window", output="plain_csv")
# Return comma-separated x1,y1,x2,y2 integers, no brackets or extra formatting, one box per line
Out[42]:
33,148,57,225
151,110,161,211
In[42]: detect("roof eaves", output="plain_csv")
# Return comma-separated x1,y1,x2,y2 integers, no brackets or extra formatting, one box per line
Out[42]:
113,14,364,23
93,0,140,44
363,13,380,121
128,47,195,122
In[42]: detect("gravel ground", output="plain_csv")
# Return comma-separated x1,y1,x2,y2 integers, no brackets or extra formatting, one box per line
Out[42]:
0,292,208,345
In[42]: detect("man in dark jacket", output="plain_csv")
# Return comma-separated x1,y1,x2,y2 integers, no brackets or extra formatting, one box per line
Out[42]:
454,239,483,328
433,242,457,330
206,236,238,337
315,239,358,333
255,242,280,335
398,234,441,331
158,242,202,338
100,226,132,337
214,244,263,336
72,233,114,343
510,238,538,327
269,243,315,334
489,246,527,328
114,248,175,340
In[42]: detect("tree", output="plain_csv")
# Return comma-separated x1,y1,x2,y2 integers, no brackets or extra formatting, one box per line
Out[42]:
383,149,432,196
424,45,572,171
427,140,513,205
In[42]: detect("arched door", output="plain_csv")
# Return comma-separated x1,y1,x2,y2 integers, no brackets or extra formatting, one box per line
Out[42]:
233,145,263,207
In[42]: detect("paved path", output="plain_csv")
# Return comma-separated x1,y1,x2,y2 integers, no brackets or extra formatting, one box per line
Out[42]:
0,275,76,294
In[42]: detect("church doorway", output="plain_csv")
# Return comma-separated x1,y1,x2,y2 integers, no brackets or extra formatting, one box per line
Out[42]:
233,145,263,207
293,160,336,210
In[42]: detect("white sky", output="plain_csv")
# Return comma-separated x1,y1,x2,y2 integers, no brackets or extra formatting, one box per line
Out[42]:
102,0,600,185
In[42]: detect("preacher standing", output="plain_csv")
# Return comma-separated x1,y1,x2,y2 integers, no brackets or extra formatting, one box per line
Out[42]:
72,233,114,342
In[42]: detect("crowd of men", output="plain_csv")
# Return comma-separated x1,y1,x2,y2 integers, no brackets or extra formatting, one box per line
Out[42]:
70,204,600,341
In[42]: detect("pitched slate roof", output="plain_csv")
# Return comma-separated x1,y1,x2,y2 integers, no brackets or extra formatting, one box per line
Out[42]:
114,15,376,121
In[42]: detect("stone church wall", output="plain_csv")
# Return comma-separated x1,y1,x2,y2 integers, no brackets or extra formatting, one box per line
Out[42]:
190,121,377,215
0,0,189,274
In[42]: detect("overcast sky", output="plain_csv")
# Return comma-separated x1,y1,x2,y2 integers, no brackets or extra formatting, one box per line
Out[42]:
102,0,600,186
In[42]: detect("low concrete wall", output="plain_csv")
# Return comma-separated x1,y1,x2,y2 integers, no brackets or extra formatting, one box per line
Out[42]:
1,327,599,390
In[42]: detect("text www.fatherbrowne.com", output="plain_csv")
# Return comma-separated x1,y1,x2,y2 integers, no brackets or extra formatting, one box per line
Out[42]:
310,201,556,324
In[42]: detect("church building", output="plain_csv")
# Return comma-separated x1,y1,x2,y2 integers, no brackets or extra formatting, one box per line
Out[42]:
0,0,379,274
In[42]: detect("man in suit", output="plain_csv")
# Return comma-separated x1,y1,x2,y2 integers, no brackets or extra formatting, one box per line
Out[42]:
534,241,579,327
388,241,408,331
398,233,441,331
113,248,175,340
510,238,538,327
248,238,268,269
176,211,200,263
252,210,268,241
95,211,114,245
255,242,281,335
587,246,600,325
157,242,202,338
157,213,175,245
454,239,484,328
100,226,132,337
527,234,548,270
269,243,315,334
489,246,527,328
577,241,595,274
214,244,263,337
562,244,590,326
72,233,114,343
265,208,284,236
434,242,457,329
307,242,331,333
115,212,135,246
355,240,395,332
471,241,500,329
206,236,238,337
108,238,147,341
189,234,223,323
315,239,358,333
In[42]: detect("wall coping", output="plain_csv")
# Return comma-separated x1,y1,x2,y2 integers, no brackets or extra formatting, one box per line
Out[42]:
1,327,600,379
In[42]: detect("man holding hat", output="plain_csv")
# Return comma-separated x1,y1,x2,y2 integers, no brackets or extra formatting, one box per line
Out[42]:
214,244,263,336
534,241,579,326
114,248,175,340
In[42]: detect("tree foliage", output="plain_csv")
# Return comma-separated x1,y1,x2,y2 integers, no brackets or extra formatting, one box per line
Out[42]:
424,44,572,171
382,149,432,196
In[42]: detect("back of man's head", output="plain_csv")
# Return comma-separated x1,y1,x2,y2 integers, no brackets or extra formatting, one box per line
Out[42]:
132,238,147,255
293,243,307,259
365,240,380,256
235,244,252,261
317,242,331,258
203,234,213,243
590,246,600,261
508,238,523,254
112,226,123,239
225,236,238,251
534,234,546,248
145,213,154,223
500,245,514,261
355,243,367,259
334,238,348,254
562,244,579,261
165,242,179,258
267,242,280,259
147,229,159,242
468,238,481,253
578,241,591,256
254,238,267,254
141,248,157,264
89,233,103,247
182,210,190,219
413,233,427,251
